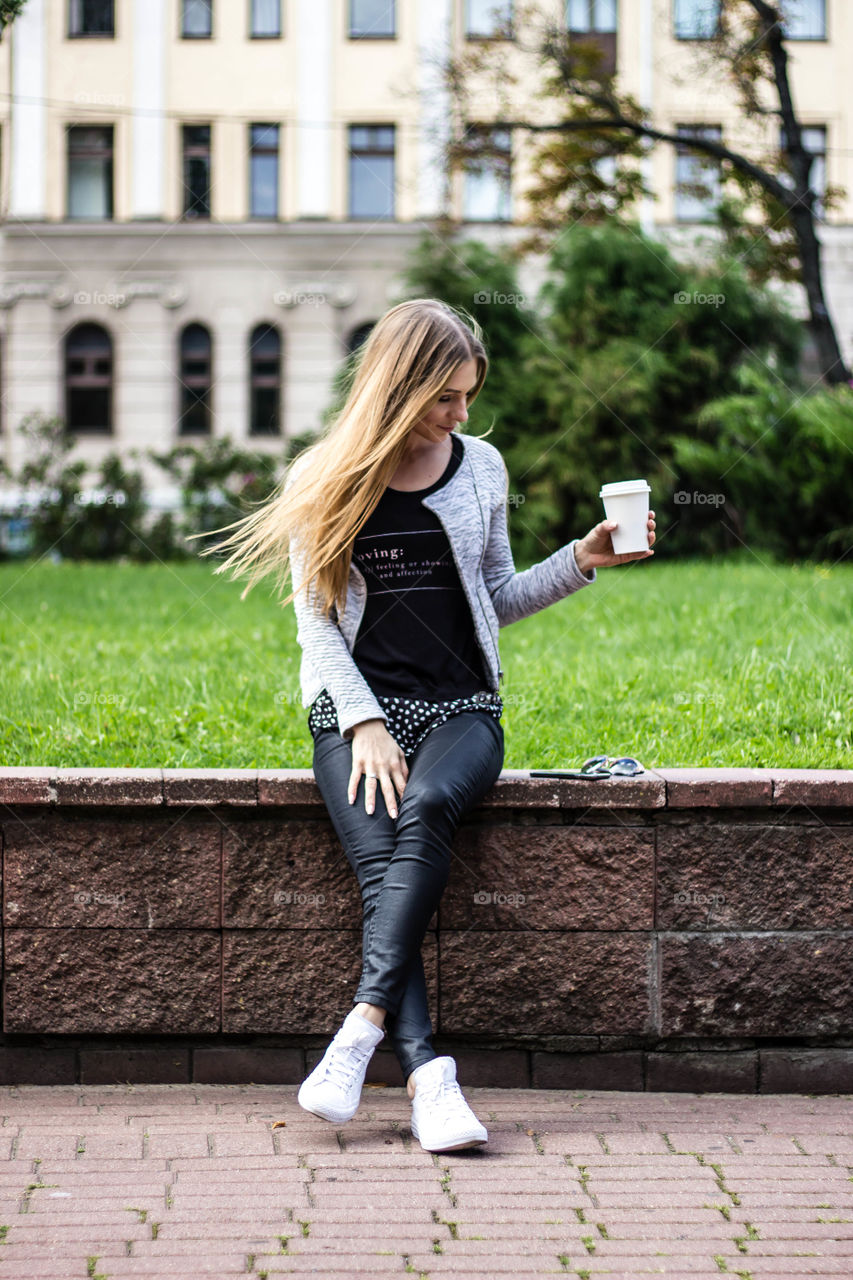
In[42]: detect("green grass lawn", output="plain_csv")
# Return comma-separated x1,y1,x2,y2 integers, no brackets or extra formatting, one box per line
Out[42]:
1,554,850,769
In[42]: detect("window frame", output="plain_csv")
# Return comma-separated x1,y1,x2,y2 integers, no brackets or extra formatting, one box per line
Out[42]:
672,0,721,40
464,0,514,40
347,123,396,221
461,123,513,223
674,122,723,223
181,0,213,40
67,0,115,39
348,0,396,40
781,0,827,41
249,123,280,219
181,123,212,220
178,323,214,437
249,0,282,38
66,123,115,220
248,323,283,437
566,0,617,35
64,322,114,435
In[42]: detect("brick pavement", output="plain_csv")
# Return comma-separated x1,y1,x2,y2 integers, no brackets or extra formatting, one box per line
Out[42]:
0,1084,852,1278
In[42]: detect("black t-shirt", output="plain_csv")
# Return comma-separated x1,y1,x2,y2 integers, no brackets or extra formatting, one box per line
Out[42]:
350,433,488,699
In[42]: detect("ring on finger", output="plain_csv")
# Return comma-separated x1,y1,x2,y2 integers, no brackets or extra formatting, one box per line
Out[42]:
365,772,378,780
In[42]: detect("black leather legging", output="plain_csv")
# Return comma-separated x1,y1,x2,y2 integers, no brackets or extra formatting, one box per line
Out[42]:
311,711,504,1079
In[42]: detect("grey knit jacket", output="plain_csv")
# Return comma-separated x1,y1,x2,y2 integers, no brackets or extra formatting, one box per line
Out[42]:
290,431,597,738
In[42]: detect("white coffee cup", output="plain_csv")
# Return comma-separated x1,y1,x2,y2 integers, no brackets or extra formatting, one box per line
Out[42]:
599,479,651,554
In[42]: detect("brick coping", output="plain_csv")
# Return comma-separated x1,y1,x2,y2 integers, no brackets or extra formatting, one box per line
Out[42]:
1,766,852,808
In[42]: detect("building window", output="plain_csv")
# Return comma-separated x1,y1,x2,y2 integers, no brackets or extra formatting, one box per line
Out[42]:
462,125,512,221
67,126,114,219
465,0,513,38
780,123,827,216
182,124,211,218
345,322,376,356
65,323,113,434
249,324,282,436
781,0,826,40
182,0,212,38
675,124,722,221
348,125,395,220
179,324,213,436
69,0,114,37
349,0,395,38
567,0,617,33
249,124,279,218
673,0,720,39
250,0,281,37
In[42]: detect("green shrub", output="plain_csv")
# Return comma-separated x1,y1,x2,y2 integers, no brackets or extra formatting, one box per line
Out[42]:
672,364,853,560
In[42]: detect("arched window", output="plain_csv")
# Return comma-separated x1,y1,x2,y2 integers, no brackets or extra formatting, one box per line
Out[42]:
249,323,282,435
345,321,375,356
64,322,113,433
178,323,212,435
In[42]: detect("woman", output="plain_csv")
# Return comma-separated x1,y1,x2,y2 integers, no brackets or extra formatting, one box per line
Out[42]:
205,298,655,1153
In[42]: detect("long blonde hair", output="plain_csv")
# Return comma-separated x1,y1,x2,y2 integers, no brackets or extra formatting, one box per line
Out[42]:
195,298,489,616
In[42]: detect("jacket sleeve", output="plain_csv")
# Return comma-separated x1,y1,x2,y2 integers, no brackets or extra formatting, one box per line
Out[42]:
289,538,388,739
285,458,388,740
481,460,596,626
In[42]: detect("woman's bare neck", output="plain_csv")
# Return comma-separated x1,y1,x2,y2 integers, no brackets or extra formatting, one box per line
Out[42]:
388,435,453,492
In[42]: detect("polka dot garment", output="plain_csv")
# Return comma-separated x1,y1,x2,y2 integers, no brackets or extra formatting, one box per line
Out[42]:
308,687,503,757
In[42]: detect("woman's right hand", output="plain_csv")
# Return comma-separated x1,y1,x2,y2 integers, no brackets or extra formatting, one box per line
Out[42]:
348,719,409,818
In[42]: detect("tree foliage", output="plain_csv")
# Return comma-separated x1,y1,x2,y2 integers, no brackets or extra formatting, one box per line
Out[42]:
443,0,849,383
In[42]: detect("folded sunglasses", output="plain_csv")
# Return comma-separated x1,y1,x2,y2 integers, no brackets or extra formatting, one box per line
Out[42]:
529,755,644,780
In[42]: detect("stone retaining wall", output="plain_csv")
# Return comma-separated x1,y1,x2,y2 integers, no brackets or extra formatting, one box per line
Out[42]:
2,766,852,1091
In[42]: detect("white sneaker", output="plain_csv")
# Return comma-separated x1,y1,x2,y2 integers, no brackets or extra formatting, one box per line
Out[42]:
297,1010,384,1123
409,1056,488,1153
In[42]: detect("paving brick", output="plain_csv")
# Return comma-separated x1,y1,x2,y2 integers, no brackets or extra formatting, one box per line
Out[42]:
0,1083,851,1277
52,768,164,806
771,769,853,808
658,767,775,807
162,768,258,805
532,1049,644,1089
0,766,56,804
191,1046,305,1085
760,1048,853,1093
80,1048,192,1085
646,1050,758,1092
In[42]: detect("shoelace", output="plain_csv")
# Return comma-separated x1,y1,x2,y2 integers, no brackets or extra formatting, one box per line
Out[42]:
415,1079,473,1124
322,1038,372,1091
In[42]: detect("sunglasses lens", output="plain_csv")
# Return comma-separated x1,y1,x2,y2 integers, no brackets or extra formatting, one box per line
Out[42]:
582,755,609,773
610,757,643,775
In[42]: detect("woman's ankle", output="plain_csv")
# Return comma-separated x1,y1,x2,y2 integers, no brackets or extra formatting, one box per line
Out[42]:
354,1001,386,1029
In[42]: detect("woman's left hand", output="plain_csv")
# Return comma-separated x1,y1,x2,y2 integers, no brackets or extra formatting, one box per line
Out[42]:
574,511,656,576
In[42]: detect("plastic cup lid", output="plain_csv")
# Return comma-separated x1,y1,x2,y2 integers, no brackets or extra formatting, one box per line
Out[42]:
599,479,651,497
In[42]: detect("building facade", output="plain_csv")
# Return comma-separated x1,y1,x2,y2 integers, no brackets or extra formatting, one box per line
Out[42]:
0,0,850,495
